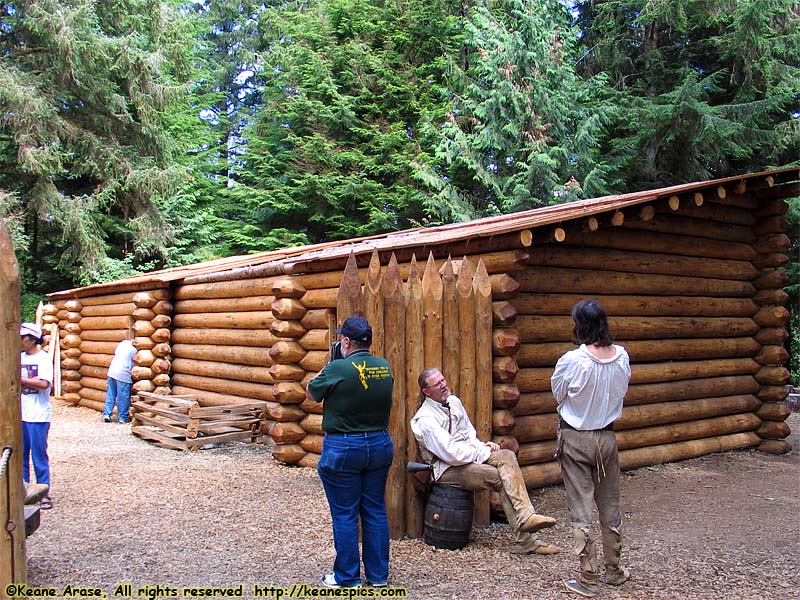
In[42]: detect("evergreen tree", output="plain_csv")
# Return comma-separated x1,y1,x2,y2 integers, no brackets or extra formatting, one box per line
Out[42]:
573,0,800,189
227,0,460,247
417,0,615,219
0,0,195,290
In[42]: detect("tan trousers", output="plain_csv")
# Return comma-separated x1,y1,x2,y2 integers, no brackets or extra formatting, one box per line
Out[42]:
558,428,623,589
437,449,538,543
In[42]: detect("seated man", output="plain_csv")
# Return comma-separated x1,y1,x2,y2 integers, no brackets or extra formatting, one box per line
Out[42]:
410,367,559,555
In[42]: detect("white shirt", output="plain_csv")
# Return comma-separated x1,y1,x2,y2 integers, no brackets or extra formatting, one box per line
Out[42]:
551,344,630,430
20,349,54,422
108,339,136,383
410,394,491,481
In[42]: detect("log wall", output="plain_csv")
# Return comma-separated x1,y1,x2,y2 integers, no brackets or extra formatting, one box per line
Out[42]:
502,179,793,489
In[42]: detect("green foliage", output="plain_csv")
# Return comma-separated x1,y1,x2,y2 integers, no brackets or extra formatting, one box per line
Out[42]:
415,0,615,219
0,0,197,293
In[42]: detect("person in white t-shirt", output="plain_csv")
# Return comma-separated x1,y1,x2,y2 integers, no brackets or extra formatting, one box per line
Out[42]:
551,300,631,598
102,335,138,423
20,322,54,509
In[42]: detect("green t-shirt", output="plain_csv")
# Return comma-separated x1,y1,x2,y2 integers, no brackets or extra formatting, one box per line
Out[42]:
307,349,394,433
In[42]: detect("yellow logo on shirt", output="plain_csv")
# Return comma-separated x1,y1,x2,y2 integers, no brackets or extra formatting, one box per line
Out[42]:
351,361,391,390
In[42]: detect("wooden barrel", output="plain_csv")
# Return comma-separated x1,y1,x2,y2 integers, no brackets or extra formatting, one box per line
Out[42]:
423,484,474,550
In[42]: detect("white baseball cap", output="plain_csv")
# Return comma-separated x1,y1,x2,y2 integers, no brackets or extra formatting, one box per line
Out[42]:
19,323,43,339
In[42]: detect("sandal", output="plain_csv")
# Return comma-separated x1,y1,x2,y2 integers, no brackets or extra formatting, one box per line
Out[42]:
40,496,53,510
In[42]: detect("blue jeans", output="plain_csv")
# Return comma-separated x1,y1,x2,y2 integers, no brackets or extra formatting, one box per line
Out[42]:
317,430,394,587
103,377,132,421
22,421,50,486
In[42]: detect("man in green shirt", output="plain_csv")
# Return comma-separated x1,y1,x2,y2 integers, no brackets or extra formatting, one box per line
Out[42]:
306,317,394,589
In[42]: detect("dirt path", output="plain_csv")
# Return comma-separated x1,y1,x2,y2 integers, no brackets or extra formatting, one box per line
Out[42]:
23,401,800,600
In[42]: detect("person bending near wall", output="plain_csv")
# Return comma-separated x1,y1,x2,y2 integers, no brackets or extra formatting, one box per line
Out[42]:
551,299,631,598
410,367,559,555
305,317,394,589
20,322,54,510
103,330,137,424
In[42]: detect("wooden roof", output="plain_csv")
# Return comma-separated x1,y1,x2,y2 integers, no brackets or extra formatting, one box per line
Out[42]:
48,167,798,299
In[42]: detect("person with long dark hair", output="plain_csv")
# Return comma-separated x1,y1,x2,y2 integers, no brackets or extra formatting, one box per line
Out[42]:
551,300,631,598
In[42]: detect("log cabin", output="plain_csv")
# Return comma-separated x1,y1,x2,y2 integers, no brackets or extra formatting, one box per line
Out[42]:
47,167,798,537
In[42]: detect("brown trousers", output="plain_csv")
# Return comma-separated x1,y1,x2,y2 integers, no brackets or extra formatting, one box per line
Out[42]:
437,449,539,542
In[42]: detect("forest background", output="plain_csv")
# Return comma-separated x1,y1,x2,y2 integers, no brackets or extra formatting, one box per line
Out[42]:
1,0,798,380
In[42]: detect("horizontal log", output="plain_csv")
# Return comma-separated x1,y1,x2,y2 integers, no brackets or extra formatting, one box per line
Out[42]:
268,421,307,444
80,376,107,392
757,386,789,402
624,376,760,407
514,293,757,317
756,401,791,421
173,295,276,314
753,233,790,254
272,381,307,404
61,392,81,404
566,228,756,261
271,443,305,464
301,288,338,309
61,380,81,394
753,269,789,290
753,289,789,306
518,266,754,298
151,358,171,375
171,385,264,408
620,212,755,243
174,277,277,300
79,329,128,342
151,343,171,358
269,340,307,364
265,401,305,422
298,453,320,468
492,300,517,326
73,289,168,307
666,200,755,226
172,312,274,329
62,357,81,371
172,358,275,385
630,358,759,384
78,387,107,402
755,345,789,366
269,363,305,382
493,329,520,356
518,315,757,343
755,327,789,345
493,384,520,409
270,319,306,339
492,409,515,435
78,315,134,330
62,334,82,348
299,329,330,351
757,440,792,454
299,433,324,454
753,216,789,236
616,395,760,430
527,245,757,281
79,353,112,368
78,398,105,412
80,303,135,317
172,344,274,367
298,397,323,415
753,253,790,270
172,373,274,402
754,366,790,386
171,328,277,348
616,413,760,451
299,351,328,372
300,309,332,330
131,366,154,381
272,298,307,321
134,336,155,350
493,356,519,383
62,369,82,381
134,349,155,367
79,340,118,355
132,380,155,393
300,413,324,434
756,420,790,440
753,306,790,328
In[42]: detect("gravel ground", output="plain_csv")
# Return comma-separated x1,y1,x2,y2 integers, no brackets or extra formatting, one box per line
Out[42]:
23,401,800,600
